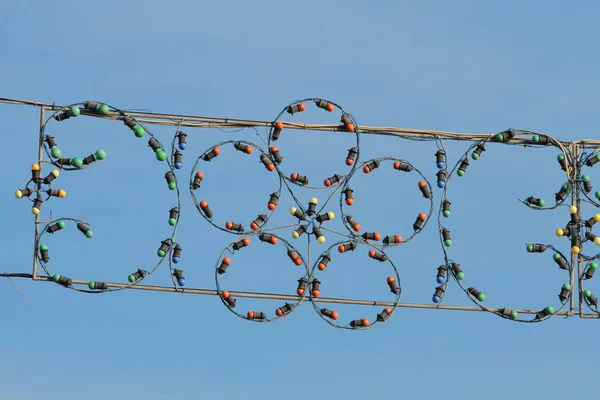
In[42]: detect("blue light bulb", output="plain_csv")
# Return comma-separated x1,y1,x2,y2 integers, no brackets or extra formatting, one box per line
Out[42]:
172,256,181,263
432,295,441,303
437,180,446,188
177,278,186,286
178,142,187,150
436,275,446,284
436,161,446,169
175,162,183,169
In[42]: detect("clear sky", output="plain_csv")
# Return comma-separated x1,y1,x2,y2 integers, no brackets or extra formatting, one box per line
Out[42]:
1,1,599,399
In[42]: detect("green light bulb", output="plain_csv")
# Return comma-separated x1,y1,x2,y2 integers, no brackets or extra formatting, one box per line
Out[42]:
442,210,451,218
70,157,83,168
94,149,107,160
156,149,167,161
69,105,80,117
133,125,145,137
50,146,62,158
39,244,48,251
97,104,110,115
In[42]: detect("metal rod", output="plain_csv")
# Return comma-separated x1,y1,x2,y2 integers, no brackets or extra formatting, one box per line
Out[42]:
32,106,44,280
573,143,583,317
29,275,571,316
2,97,600,147
570,143,578,316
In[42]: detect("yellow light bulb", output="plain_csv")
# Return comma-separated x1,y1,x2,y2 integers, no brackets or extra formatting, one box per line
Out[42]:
31,164,40,171
572,246,581,254
569,206,578,214
555,228,564,237
292,231,300,239
14,190,22,199
317,236,326,244
309,197,318,205
51,169,60,178
58,190,67,198
31,207,40,215
327,211,335,220
594,214,600,222
594,237,600,246
289,207,297,215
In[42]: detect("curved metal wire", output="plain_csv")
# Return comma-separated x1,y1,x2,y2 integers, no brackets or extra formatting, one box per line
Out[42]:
266,98,360,191
309,239,401,330
338,156,435,247
430,137,451,305
189,140,283,236
438,130,574,322
167,122,185,290
214,232,310,322
36,217,172,293
34,101,180,293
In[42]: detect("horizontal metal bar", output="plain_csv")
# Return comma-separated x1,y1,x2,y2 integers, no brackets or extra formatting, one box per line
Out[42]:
3,273,596,317
25,275,574,317
1,273,36,279
2,96,598,147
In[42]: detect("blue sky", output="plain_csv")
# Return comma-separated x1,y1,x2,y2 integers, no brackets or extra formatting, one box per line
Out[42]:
1,1,600,399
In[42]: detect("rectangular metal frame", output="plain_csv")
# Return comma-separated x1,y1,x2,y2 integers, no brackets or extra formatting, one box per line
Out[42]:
1,97,595,319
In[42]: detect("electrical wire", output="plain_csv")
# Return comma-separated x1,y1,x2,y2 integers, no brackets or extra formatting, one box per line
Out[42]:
437,131,575,322
32,101,179,293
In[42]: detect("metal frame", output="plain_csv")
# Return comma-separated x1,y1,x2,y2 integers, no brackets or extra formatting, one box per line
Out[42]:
1,96,598,319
